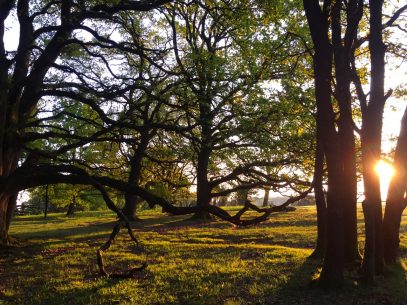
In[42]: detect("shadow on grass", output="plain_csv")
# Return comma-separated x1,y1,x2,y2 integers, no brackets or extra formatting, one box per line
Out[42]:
269,257,328,305
4,210,406,305
12,220,117,240
0,242,143,305
133,215,232,231
270,256,407,305
2,276,122,305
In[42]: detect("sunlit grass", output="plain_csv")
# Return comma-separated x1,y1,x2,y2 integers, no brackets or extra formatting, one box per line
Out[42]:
0,206,406,305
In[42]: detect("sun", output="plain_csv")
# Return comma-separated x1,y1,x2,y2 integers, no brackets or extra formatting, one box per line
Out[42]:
375,160,395,198
375,160,395,179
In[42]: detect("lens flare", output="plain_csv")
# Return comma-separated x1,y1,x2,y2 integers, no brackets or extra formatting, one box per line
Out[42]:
375,160,395,179
375,160,395,200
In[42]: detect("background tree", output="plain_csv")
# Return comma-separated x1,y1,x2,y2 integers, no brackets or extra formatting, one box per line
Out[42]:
27,184,111,215
157,0,315,219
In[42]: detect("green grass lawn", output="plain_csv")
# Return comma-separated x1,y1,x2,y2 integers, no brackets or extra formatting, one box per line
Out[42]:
1,206,406,305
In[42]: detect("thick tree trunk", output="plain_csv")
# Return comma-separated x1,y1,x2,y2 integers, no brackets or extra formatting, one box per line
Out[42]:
382,201,405,264
335,72,360,264
122,134,150,221
337,96,360,264
193,146,212,220
122,194,141,221
262,187,270,207
383,107,407,264
0,144,20,245
335,85,360,265
6,192,17,232
0,191,18,245
319,148,345,287
193,96,213,220
331,0,361,264
0,194,10,245
340,125,360,263
123,173,142,221
310,133,327,259
360,107,384,282
303,0,345,287
0,145,23,245
360,0,387,282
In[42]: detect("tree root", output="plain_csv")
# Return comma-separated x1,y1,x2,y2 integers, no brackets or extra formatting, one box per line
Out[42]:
0,235,21,248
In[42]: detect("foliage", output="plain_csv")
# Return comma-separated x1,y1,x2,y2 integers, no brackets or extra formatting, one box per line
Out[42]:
25,184,116,214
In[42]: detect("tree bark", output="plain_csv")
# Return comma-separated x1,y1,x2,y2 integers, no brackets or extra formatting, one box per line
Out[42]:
360,0,387,282
0,193,10,244
262,187,270,207
192,96,213,220
303,0,345,287
310,132,327,259
383,106,407,264
122,194,141,221
0,191,18,245
331,0,362,264
0,145,20,245
122,133,151,221
193,146,212,219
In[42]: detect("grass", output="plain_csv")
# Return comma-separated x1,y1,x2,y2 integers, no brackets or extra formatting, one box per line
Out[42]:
0,206,406,305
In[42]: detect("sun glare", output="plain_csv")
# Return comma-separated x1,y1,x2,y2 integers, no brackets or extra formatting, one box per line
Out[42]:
375,160,395,199
375,160,395,179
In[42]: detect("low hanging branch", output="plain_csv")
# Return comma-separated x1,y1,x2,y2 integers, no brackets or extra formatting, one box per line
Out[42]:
94,192,304,278
96,221,147,278
91,181,148,278
206,188,307,227
8,164,312,278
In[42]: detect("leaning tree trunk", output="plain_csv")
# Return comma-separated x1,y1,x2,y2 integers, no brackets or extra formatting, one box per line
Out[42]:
383,106,407,264
360,0,387,282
